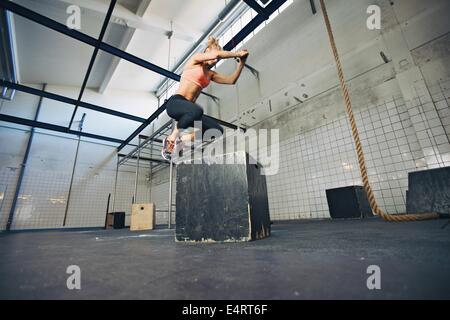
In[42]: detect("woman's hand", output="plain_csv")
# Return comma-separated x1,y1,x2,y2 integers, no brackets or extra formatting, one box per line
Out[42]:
236,49,249,64
210,50,249,85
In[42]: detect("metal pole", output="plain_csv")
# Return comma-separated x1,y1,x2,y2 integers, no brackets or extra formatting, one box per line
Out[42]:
148,160,153,202
104,193,111,229
165,22,172,101
309,0,317,14
235,78,241,128
168,157,174,229
165,31,174,229
0,185,7,216
149,123,155,203
133,136,141,203
6,83,46,231
112,156,119,212
231,28,242,129
62,113,86,226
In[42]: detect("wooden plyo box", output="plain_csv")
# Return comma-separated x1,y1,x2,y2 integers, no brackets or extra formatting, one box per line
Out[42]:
131,203,155,231
106,213,114,229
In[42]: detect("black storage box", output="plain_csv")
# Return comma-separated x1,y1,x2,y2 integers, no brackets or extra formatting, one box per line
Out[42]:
325,186,373,219
106,212,126,229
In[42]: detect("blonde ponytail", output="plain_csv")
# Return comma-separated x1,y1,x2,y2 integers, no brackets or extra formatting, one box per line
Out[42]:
206,36,221,50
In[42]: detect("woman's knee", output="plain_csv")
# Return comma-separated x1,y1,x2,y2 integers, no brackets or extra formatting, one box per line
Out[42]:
165,100,178,119
202,120,224,136
191,105,204,119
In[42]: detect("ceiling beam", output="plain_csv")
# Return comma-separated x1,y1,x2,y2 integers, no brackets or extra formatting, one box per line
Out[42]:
98,0,152,94
0,0,181,82
0,113,124,144
223,0,287,51
242,0,267,16
67,0,117,129
1,80,146,122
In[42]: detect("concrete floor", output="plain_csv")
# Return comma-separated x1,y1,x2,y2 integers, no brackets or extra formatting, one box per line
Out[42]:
0,218,449,299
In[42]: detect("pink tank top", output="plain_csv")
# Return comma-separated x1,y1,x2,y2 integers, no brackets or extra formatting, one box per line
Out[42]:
181,65,210,89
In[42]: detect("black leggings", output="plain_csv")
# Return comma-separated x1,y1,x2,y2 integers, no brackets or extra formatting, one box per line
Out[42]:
165,94,224,136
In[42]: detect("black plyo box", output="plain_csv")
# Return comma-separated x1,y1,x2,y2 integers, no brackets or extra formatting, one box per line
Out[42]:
175,151,271,242
325,186,373,219
107,212,125,229
113,212,125,229
407,166,450,214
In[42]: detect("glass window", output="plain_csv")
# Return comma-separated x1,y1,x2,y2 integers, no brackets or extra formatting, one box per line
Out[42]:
159,1,295,97
279,0,294,13
241,10,252,27
267,10,278,23
222,29,232,46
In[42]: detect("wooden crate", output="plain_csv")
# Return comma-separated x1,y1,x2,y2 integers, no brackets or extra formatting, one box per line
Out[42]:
131,203,155,231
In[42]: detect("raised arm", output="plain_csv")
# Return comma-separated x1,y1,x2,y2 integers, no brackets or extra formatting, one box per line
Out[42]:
192,49,246,64
210,50,249,85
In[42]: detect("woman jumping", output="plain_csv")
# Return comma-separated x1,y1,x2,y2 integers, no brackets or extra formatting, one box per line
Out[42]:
161,36,249,160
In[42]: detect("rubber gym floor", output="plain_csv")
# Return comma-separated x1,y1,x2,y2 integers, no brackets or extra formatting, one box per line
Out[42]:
1,218,449,300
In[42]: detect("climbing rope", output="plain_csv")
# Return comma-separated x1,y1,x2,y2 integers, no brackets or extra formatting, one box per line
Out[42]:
319,0,439,221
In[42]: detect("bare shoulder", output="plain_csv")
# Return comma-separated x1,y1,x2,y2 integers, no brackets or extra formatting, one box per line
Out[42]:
184,57,199,69
189,52,209,65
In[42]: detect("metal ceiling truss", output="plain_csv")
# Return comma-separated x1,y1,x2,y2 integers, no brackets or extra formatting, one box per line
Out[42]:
0,0,287,148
